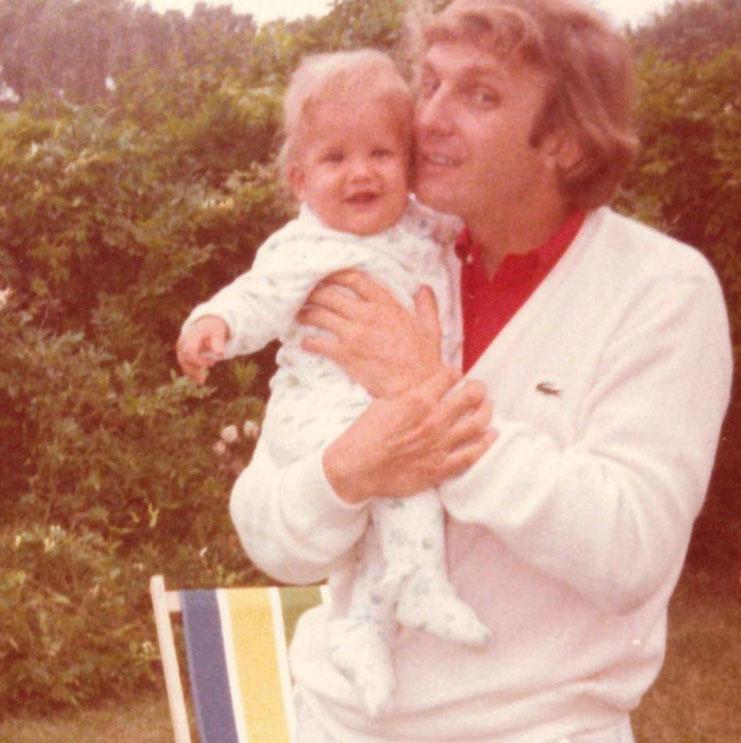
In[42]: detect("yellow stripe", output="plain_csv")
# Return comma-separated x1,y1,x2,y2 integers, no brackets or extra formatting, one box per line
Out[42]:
227,588,291,743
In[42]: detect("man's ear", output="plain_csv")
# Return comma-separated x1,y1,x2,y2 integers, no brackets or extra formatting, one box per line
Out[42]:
287,163,306,201
543,128,583,173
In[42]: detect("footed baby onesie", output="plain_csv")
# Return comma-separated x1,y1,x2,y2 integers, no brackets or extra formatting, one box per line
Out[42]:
184,199,489,716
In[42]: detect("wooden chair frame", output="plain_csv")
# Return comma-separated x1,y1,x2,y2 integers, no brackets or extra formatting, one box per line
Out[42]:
150,574,325,743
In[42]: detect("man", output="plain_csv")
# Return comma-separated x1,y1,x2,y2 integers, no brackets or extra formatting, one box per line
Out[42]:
179,1,732,740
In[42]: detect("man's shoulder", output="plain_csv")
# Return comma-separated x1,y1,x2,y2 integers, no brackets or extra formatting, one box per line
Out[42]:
585,207,719,287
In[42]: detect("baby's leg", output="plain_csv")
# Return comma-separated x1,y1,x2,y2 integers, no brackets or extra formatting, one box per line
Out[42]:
327,528,397,718
373,492,490,646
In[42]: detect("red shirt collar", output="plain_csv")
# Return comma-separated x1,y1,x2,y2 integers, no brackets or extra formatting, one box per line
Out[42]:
458,210,587,372
455,210,586,275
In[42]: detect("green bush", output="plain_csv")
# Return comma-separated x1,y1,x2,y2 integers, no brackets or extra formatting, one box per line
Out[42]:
0,523,153,714
0,290,265,715
0,64,283,714
0,521,259,717
0,296,263,537
618,9,740,572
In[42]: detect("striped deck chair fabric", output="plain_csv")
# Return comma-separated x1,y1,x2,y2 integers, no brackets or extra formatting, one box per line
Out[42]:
150,575,325,743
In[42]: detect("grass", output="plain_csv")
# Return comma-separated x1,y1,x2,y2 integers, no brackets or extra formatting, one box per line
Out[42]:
2,562,739,742
0,696,175,743
632,561,741,742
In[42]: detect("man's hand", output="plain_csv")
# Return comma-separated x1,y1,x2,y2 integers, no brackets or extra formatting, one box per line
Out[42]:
298,270,443,398
324,368,497,504
176,315,229,383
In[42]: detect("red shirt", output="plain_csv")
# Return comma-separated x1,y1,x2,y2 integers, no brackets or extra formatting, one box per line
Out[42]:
457,211,586,372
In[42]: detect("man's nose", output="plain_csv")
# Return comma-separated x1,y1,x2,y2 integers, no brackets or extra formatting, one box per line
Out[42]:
416,87,454,136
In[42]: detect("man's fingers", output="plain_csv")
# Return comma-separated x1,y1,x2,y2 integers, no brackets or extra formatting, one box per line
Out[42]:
413,365,461,404
447,396,494,450
448,378,488,409
301,333,344,364
305,282,360,319
442,430,498,478
297,305,349,338
414,285,442,345
438,379,489,428
323,269,394,303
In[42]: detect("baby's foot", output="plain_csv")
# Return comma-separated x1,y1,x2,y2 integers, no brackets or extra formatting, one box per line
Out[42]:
396,572,490,646
327,618,396,718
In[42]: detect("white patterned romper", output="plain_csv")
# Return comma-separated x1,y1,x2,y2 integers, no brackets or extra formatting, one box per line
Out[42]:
185,198,488,717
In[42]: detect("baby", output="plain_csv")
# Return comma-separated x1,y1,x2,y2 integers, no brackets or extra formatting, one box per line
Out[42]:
177,49,489,717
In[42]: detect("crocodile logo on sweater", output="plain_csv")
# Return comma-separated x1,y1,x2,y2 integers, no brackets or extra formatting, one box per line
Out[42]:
536,382,562,397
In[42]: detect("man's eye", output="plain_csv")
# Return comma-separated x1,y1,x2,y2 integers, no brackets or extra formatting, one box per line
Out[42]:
371,148,393,158
471,88,500,107
323,151,344,163
419,76,438,99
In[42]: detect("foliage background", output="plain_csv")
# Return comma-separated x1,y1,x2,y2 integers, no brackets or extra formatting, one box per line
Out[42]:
0,0,738,720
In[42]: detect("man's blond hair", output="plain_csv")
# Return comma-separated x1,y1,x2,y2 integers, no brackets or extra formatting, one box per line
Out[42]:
413,0,638,209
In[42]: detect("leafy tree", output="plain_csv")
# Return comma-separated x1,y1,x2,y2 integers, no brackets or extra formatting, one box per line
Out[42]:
0,0,258,104
319,0,408,50
631,0,740,60
619,48,740,302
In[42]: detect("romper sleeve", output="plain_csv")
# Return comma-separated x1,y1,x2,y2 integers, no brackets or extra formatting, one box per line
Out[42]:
182,222,367,357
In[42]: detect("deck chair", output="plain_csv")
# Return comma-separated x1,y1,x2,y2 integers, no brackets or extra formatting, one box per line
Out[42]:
150,574,326,743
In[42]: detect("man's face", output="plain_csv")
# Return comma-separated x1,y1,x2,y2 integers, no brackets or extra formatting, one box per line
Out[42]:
414,41,555,229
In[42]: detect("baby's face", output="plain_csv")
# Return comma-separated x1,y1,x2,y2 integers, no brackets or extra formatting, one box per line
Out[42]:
289,97,410,236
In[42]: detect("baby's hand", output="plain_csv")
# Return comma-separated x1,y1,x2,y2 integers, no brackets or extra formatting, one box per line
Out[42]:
176,315,229,384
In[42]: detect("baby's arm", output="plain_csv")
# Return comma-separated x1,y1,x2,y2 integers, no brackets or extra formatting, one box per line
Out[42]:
176,226,366,380
181,243,316,357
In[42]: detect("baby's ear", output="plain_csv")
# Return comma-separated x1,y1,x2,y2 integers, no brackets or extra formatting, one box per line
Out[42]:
286,163,306,201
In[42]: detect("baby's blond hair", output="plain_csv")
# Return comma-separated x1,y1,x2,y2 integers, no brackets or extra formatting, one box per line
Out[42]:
279,49,414,184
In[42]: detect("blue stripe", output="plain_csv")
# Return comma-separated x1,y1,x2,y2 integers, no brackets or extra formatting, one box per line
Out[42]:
180,590,240,743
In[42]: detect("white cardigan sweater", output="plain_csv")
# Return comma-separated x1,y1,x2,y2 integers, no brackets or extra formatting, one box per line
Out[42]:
229,207,732,742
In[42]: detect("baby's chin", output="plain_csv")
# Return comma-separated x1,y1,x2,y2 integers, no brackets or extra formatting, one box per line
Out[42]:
326,204,408,237
347,218,400,236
